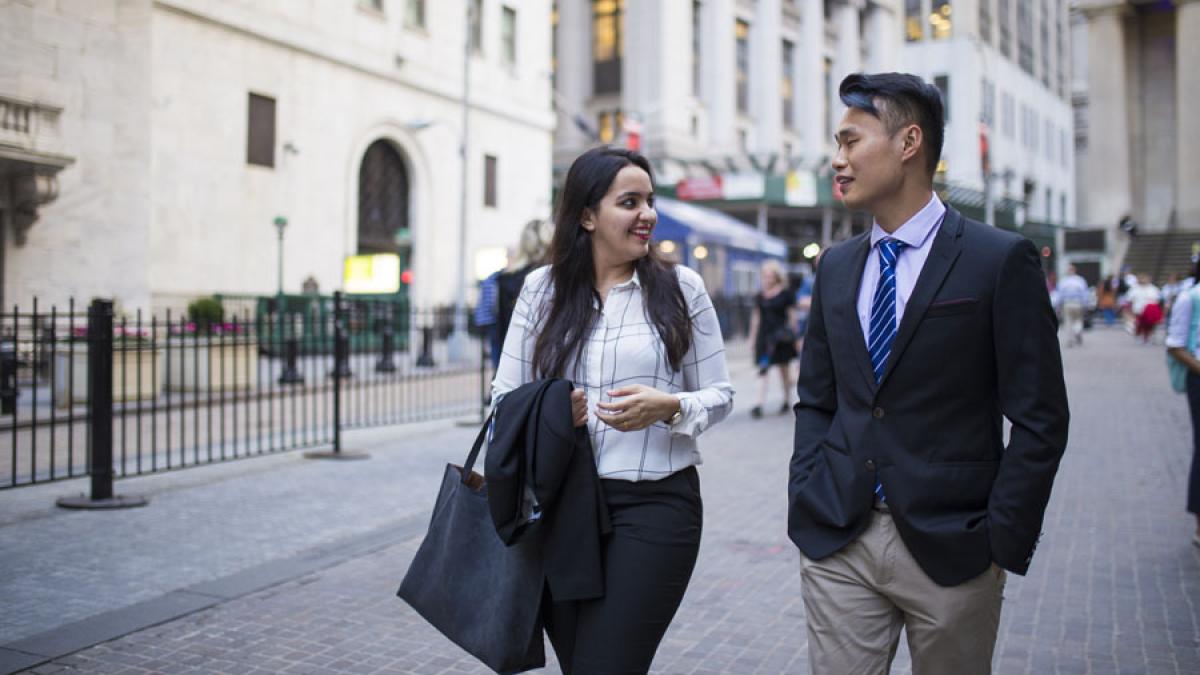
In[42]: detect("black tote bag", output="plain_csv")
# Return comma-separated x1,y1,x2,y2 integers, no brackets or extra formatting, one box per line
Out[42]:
397,415,545,674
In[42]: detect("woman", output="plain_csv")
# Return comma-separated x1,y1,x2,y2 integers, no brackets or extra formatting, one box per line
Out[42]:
1167,260,1200,547
491,147,733,673
1128,273,1163,343
747,259,797,418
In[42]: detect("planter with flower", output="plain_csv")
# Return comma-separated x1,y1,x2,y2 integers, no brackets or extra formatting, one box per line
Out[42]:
165,298,259,392
53,326,164,407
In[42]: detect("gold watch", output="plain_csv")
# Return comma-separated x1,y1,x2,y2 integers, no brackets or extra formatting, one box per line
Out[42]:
666,407,683,426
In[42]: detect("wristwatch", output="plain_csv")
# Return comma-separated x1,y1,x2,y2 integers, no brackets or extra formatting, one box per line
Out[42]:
666,405,683,427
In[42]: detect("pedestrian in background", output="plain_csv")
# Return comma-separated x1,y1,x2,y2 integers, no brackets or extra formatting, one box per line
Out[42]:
1097,276,1118,326
748,259,797,418
477,220,551,370
1166,259,1200,547
1128,273,1163,343
789,72,1069,674
1057,264,1090,347
491,146,734,674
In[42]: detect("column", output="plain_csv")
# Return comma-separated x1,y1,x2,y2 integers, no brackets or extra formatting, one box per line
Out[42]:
831,0,865,129
1178,0,1200,227
553,0,592,160
753,0,783,154
799,0,827,165
703,0,739,151
1079,1,1131,266
863,0,900,73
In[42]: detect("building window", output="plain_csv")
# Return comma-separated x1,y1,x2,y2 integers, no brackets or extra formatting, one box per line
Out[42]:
1045,120,1053,159
247,93,275,168
981,78,994,125
1060,193,1067,224
1017,0,1033,74
484,154,497,207
934,75,950,122
469,0,483,54
1002,92,1014,139
360,0,384,12
502,6,517,66
736,19,750,114
593,0,623,95
998,0,1011,58
906,0,923,41
782,39,795,129
930,0,952,40
979,0,991,44
1056,6,1065,96
692,1,703,97
597,110,623,143
551,3,559,103
1040,0,1050,87
738,128,748,152
405,0,424,27
823,57,833,141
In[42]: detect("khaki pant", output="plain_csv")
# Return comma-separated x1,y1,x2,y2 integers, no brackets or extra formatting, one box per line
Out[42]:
1062,301,1085,346
799,510,1005,675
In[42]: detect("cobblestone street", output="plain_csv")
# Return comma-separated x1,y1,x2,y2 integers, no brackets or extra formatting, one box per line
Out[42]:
3,328,1199,674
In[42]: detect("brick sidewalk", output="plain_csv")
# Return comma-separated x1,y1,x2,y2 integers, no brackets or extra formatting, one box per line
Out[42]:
9,329,1200,673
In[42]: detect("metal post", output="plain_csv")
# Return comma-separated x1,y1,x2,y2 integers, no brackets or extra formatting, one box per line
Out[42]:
416,325,436,367
0,338,16,415
448,0,473,363
984,169,995,226
306,291,367,460
375,325,397,373
58,300,147,508
278,336,304,384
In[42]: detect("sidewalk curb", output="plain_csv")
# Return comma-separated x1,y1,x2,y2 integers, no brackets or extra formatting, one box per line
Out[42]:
0,511,431,674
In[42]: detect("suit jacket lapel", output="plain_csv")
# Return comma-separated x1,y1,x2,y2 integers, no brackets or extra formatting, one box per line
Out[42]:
877,208,964,386
838,233,877,390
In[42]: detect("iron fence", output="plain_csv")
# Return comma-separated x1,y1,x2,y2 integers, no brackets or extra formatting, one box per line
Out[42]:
0,294,487,491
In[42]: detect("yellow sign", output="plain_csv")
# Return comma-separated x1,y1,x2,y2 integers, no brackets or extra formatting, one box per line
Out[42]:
344,254,401,294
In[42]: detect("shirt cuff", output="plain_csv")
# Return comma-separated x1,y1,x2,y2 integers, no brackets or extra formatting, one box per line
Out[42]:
669,394,706,437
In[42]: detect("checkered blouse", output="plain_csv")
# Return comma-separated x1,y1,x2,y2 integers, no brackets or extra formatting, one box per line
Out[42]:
491,264,735,482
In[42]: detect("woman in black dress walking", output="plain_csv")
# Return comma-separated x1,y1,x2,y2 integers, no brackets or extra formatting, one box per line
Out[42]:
748,260,797,418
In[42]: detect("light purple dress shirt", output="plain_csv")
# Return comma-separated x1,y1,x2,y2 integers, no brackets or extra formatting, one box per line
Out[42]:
857,194,947,342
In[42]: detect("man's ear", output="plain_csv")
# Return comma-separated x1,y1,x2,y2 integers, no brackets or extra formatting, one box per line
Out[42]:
900,124,924,166
581,208,596,232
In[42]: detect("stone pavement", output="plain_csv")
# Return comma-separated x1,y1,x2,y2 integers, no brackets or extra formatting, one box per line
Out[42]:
3,328,1200,673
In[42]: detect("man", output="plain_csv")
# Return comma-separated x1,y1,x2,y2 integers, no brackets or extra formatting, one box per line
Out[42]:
788,73,1069,674
1057,264,1090,347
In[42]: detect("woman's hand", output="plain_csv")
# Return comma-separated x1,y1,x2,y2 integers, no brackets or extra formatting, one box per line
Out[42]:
571,388,589,427
595,384,680,432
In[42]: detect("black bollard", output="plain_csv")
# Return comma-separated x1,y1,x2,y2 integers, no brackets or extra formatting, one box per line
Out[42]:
278,337,305,384
0,339,16,415
376,327,397,373
415,325,435,367
331,332,352,379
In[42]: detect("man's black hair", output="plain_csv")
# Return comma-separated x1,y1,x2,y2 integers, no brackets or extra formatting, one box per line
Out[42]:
839,72,945,176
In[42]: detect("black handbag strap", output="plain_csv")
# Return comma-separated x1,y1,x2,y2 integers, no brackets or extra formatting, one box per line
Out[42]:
461,410,495,481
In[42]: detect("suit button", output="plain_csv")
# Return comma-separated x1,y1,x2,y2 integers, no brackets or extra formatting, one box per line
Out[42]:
873,407,885,419
865,460,876,470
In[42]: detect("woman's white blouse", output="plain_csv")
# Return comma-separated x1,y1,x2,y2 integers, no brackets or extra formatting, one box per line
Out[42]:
491,264,735,481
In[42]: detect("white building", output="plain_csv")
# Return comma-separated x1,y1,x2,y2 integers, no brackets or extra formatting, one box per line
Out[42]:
1071,0,1199,277
553,0,1074,266
902,0,1075,228
0,0,554,312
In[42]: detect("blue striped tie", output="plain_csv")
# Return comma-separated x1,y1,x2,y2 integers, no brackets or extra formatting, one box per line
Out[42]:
868,238,905,502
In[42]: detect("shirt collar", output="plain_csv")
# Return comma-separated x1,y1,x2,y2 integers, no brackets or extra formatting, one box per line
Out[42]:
869,193,946,251
610,268,642,290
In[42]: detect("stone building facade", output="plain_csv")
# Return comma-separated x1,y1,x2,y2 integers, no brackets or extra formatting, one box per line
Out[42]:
0,0,554,312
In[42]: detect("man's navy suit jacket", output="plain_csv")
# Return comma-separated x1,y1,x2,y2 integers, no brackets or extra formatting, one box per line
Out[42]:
788,206,1070,587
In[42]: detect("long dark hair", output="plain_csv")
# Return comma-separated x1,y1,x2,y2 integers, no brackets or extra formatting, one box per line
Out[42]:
533,147,692,379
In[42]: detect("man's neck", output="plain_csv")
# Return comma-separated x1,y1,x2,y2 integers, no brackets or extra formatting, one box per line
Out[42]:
872,182,935,234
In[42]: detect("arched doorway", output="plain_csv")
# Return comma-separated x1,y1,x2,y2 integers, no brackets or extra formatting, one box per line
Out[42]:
357,139,412,294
